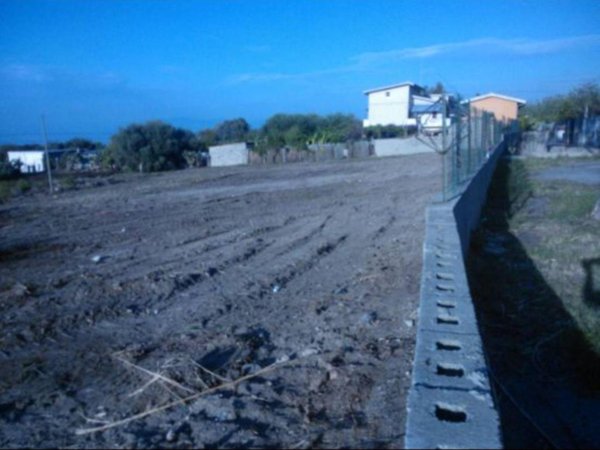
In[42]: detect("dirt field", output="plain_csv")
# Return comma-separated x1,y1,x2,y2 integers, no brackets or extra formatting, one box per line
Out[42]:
0,154,440,448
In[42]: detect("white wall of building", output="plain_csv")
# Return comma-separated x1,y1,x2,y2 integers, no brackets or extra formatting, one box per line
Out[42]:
209,143,249,167
364,85,417,127
7,151,45,173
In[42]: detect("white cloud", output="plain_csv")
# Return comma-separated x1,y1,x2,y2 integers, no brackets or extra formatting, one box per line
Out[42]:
227,72,293,84
228,34,600,84
351,35,600,67
0,63,129,90
0,64,50,82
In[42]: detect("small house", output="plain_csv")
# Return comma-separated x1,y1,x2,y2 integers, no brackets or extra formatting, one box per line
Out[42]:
466,93,526,122
363,81,428,127
363,82,452,132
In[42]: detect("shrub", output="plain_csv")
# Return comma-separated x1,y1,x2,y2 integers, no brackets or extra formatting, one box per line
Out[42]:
15,179,32,193
0,159,21,180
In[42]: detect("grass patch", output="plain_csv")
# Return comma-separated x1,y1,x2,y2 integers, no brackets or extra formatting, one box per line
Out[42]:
0,181,11,203
469,155,600,392
0,175,50,202
15,178,32,193
511,159,600,355
60,175,76,190
535,181,598,220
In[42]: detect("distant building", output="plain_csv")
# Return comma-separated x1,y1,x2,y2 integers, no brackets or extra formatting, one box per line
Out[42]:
7,148,98,173
7,150,49,173
466,93,526,122
363,82,451,132
208,142,253,167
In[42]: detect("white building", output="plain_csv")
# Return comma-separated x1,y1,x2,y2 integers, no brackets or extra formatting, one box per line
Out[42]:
7,150,46,173
363,82,451,132
208,142,251,167
363,82,427,127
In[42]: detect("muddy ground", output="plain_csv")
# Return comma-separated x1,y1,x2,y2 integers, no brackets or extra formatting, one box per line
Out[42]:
0,154,440,448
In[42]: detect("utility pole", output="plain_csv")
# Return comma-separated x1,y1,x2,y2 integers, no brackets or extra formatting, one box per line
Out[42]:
40,114,53,194
441,95,447,200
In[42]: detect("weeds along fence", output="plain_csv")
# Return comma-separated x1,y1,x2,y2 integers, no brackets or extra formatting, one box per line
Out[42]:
432,106,520,201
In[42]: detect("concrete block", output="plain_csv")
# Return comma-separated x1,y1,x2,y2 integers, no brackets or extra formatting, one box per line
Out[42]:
405,385,502,449
417,297,480,335
209,143,249,167
406,139,508,448
412,330,492,391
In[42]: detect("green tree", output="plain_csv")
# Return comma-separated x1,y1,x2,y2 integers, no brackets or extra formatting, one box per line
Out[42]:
320,114,362,142
259,113,362,150
197,128,217,148
62,138,104,150
103,121,199,172
214,118,250,143
427,82,445,94
525,82,600,122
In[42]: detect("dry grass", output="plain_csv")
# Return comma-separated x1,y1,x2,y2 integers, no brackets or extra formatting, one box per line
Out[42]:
75,351,314,436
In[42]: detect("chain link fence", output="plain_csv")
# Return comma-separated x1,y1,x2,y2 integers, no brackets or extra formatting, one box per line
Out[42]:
428,104,520,201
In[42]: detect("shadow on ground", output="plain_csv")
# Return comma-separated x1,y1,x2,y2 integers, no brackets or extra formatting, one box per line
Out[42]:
467,157,600,449
582,257,600,308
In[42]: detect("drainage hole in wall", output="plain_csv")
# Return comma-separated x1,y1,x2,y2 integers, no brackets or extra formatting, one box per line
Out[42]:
437,314,459,325
435,403,467,423
436,284,455,292
436,300,456,308
436,340,462,351
435,252,457,260
436,272,454,280
436,363,465,377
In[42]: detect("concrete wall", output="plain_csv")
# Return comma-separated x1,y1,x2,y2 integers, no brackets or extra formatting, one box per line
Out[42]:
405,138,508,449
364,85,416,127
7,151,45,173
373,136,436,157
209,143,249,167
453,139,507,256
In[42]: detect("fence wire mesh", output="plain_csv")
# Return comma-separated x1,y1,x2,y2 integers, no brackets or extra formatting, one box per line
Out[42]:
431,104,520,201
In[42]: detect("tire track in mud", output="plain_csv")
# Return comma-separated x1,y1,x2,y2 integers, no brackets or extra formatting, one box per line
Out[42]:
99,215,299,284
272,215,333,258
245,233,349,300
373,214,397,239
0,153,442,449
6,214,302,343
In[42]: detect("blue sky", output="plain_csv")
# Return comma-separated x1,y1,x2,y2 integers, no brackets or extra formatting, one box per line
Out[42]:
1,0,599,144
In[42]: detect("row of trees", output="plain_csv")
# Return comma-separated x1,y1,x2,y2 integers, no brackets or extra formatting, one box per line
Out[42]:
101,113,365,172
0,138,104,153
523,82,600,123
103,81,597,172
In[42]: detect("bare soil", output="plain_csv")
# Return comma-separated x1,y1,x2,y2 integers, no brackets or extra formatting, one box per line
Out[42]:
0,154,440,448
